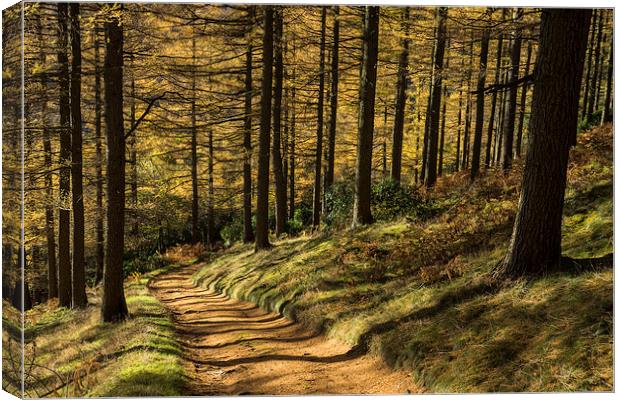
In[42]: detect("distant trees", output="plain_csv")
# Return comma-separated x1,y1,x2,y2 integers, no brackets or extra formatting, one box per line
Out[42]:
312,7,327,227
352,6,379,225
324,6,339,195
102,9,128,322
243,8,255,244
498,9,591,277
390,7,410,184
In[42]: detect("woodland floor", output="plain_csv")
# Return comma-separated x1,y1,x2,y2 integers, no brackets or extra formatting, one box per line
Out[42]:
149,263,416,395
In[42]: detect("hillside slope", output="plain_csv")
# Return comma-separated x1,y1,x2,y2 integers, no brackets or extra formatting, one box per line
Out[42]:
191,125,613,392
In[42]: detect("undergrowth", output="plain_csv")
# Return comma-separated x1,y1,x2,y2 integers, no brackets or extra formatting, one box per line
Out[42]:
191,124,613,392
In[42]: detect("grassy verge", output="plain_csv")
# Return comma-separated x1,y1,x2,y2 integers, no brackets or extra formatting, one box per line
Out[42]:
2,265,186,398
192,125,613,392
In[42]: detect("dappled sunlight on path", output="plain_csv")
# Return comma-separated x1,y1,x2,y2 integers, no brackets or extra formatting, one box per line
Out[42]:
149,264,416,395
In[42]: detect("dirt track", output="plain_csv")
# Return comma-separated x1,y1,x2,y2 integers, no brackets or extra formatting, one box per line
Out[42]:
149,264,416,395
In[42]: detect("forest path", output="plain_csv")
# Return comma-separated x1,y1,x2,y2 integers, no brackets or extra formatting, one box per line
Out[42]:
148,263,416,395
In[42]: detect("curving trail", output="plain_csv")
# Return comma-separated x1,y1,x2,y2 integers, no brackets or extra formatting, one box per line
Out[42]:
148,264,416,395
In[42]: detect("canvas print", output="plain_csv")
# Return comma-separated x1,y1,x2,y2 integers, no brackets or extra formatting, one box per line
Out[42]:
1,2,614,397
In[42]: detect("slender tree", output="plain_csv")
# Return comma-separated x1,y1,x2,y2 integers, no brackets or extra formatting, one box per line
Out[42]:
581,10,597,121
515,41,533,158
102,8,128,322
498,9,591,277
390,7,410,183
94,27,104,285
425,7,447,187
69,3,87,307
243,8,254,243
485,9,505,168
56,3,72,308
190,34,199,243
312,7,327,227
500,8,523,172
586,10,603,120
288,64,296,221
324,6,339,193
255,6,274,250
470,13,490,181
602,36,613,124
272,8,287,236
352,6,379,225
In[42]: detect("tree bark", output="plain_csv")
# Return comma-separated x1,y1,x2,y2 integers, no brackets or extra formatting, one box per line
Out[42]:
498,9,591,277
102,9,128,322
352,6,379,225
272,8,287,235
312,7,327,227
69,3,87,308
470,19,490,181
207,129,214,245
500,8,523,172
461,37,473,170
425,7,447,187
243,9,255,243
56,3,72,308
289,66,296,221
255,6,274,250
586,10,603,119
325,6,339,193
390,7,409,183
581,10,597,121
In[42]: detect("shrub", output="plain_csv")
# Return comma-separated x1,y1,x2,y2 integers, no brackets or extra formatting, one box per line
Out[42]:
220,219,244,246
371,179,430,221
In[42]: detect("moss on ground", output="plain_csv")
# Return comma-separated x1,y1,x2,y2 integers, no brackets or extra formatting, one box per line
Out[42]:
192,124,613,392
2,266,186,398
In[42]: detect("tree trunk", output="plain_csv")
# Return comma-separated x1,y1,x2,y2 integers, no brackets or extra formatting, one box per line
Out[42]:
470,20,490,181
586,10,603,120
325,6,339,193
94,28,104,286
243,9,255,243
272,8,287,236
129,58,138,236
498,9,591,277
38,16,57,299
425,7,447,187
255,6,274,250
289,67,296,221
515,41,533,158
602,36,613,123
455,57,464,172
352,6,379,225
461,37,473,170
69,3,87,308
191,34,199,243
207,129,215,245
312,7,327,227
500,8,523,172
390,7,409,183
438,41,450,177
56,3,72,308
102,9,128,322
485,11,505,168
581,10,597,121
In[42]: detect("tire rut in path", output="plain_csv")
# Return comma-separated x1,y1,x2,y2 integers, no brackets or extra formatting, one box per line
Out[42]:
149,264,417,395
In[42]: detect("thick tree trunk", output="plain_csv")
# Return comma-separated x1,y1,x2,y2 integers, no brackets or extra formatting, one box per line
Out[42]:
390,7,409,183
325,6,339,193
69,3,87,308
312,7,327,227
94,28,104,286
515,41,533,158
602,36,613,123
56,3,72,308
499,9,591,277
500,8,523,172
352,6,379,225
272,8,287,236
191,34,199,243
255,6,274,250
470,22,490,181
425,7,447,187
102,10,128,322
243,10,255,243
38,16,57,299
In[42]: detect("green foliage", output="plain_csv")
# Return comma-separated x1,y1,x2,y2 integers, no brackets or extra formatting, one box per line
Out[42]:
220,219,244,246
371,179,431,221
123,252,167,277
579,110,602,132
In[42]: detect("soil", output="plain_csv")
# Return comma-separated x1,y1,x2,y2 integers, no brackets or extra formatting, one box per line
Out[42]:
149,264,417,395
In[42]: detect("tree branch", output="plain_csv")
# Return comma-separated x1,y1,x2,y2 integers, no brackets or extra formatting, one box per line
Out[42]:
124,93,167,139
471,73,535,95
